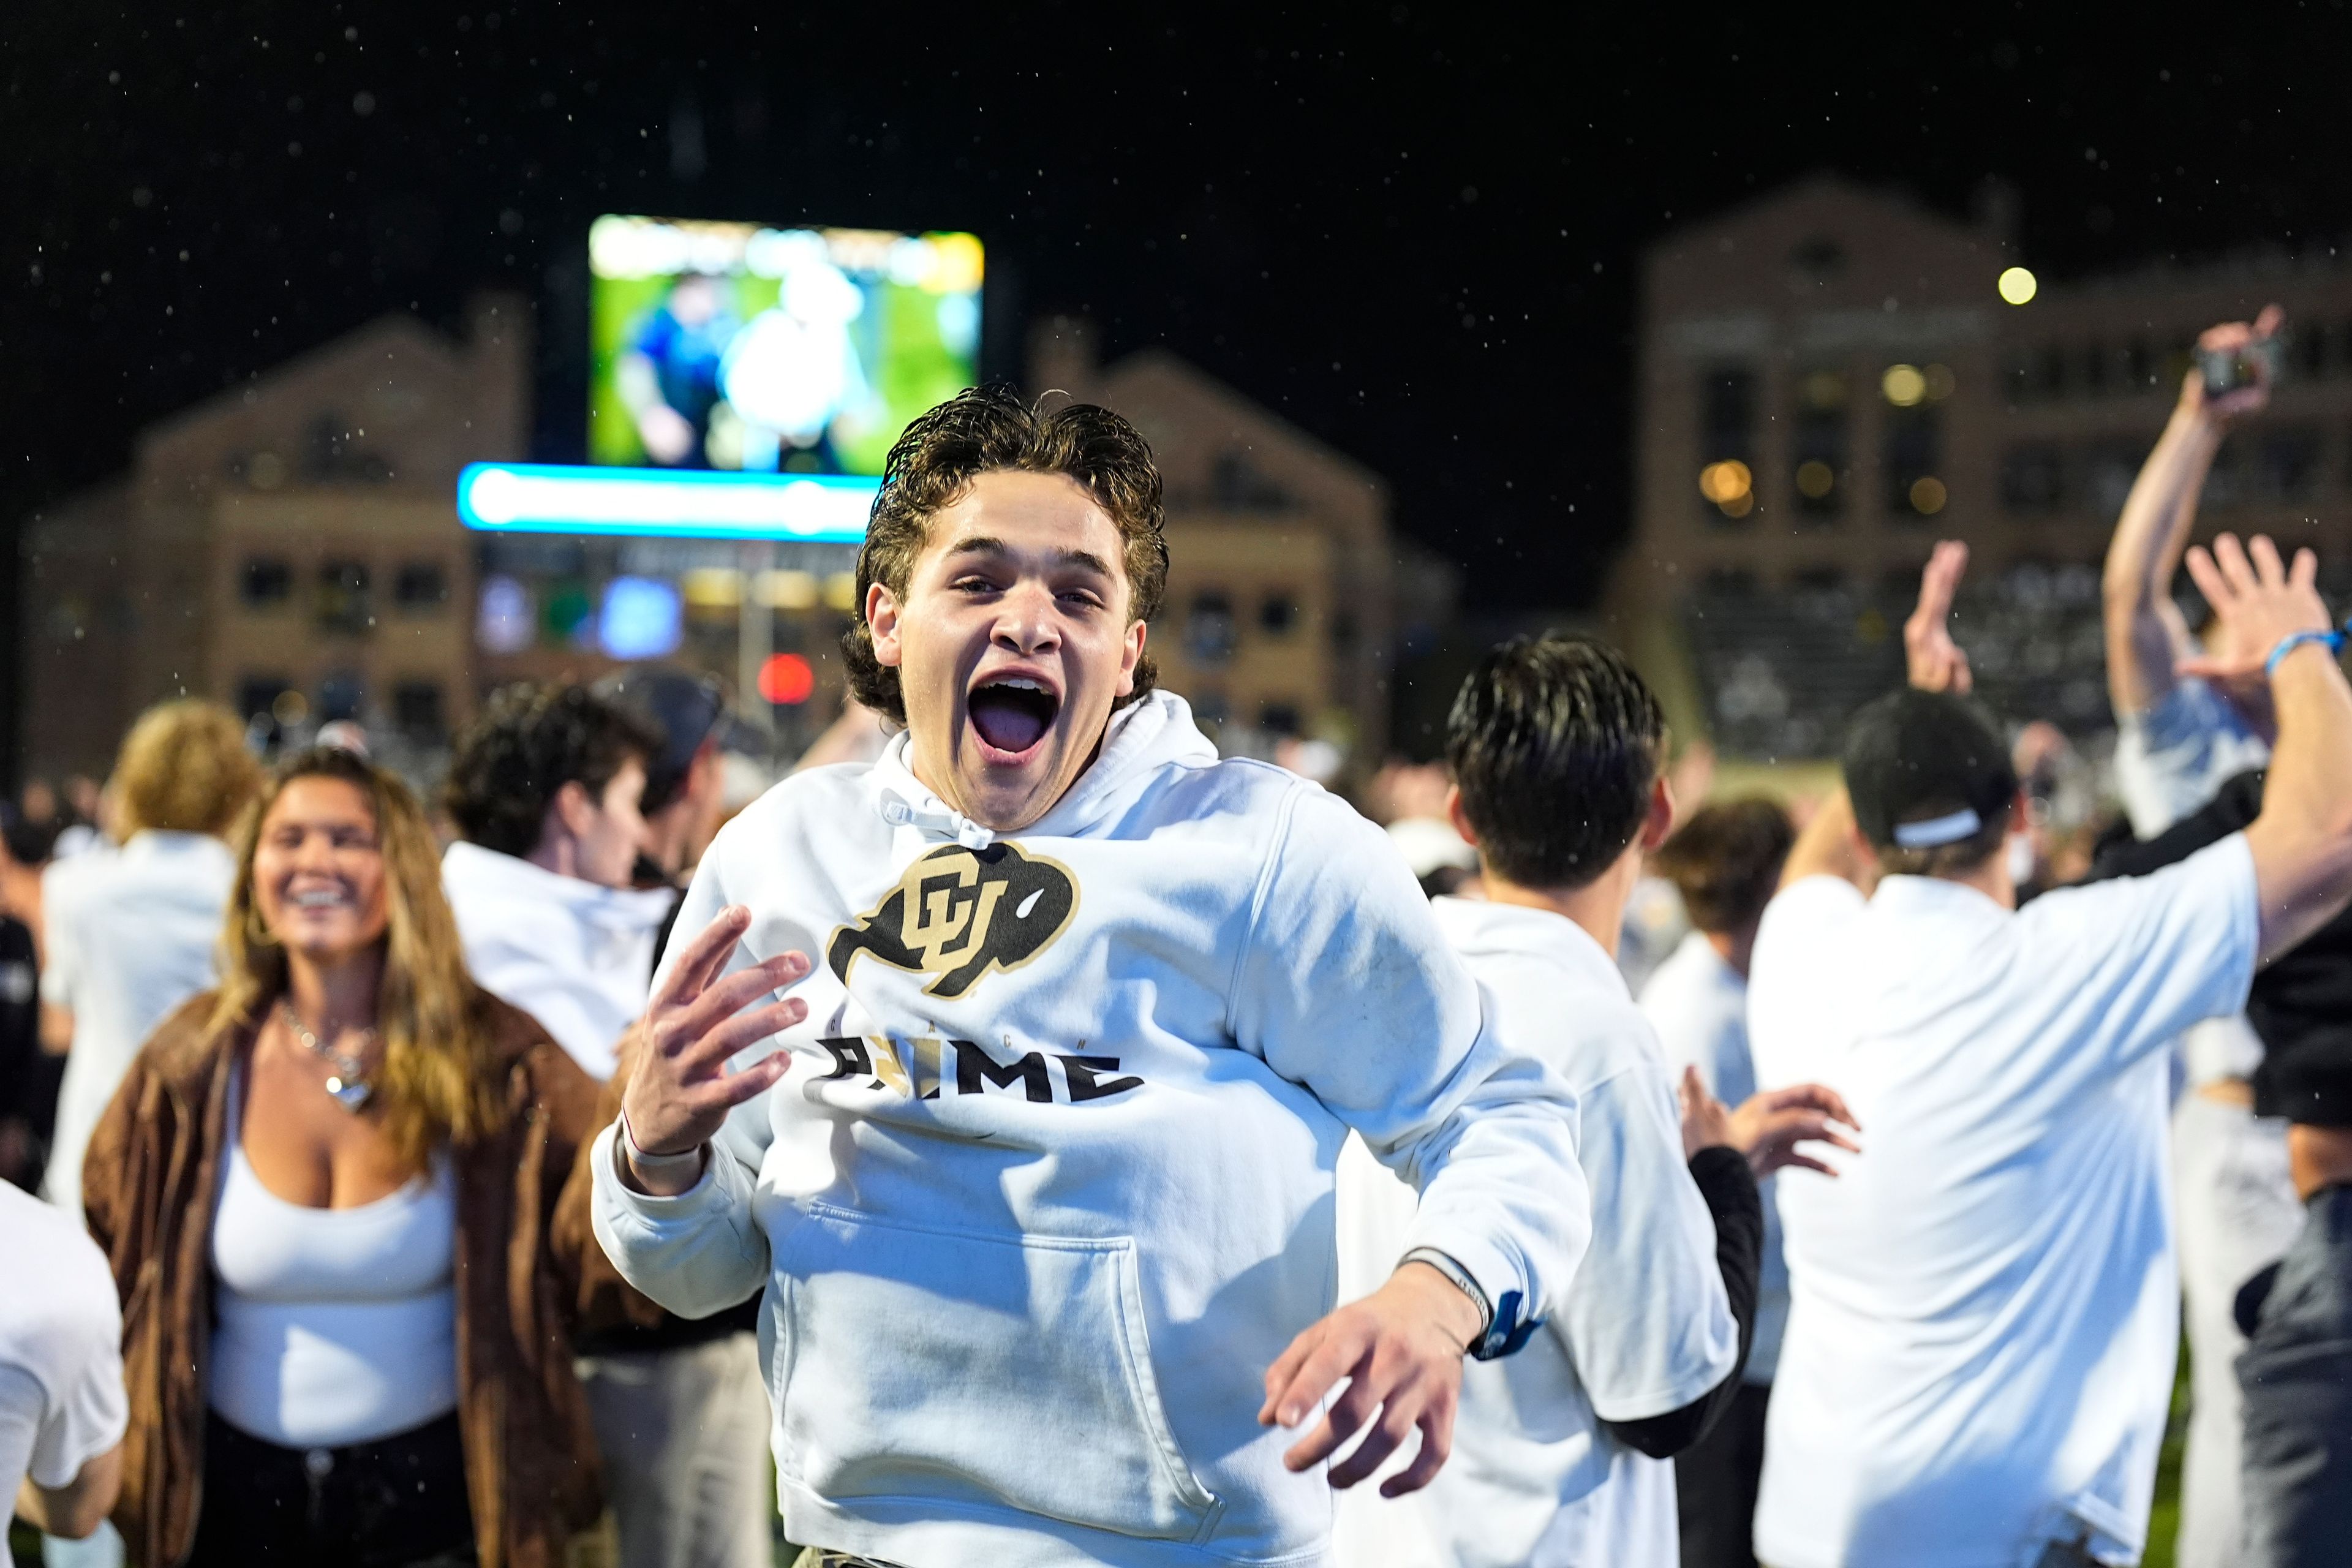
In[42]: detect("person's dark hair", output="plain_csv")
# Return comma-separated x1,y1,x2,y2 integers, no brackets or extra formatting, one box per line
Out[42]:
442,683,664,858
842,384,1171,726
1653,798,1795,935
1446,632,1666,890
1841,687,2017,877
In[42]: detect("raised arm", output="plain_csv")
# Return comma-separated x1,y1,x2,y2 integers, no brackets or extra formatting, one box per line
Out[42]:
2104,309,2282,718
2179,533,2352,962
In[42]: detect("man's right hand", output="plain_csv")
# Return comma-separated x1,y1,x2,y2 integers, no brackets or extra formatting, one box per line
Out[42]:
619,905,811,1196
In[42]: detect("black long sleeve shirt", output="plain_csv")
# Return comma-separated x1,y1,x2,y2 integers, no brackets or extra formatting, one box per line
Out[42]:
1599,1144,1765,1459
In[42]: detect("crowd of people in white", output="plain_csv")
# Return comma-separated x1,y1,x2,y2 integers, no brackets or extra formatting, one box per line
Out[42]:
5,312,2349,1568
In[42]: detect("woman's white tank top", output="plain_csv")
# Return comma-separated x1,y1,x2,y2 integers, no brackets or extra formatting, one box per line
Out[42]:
207,1065,459,1449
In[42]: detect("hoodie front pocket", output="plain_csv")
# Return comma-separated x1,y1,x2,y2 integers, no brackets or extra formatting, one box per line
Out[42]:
774,1201,1221,1544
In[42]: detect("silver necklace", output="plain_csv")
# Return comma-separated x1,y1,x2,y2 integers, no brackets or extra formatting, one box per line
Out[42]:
279,1001,377,1112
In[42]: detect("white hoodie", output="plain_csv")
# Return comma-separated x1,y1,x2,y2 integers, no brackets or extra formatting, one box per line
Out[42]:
440,840,677,1080
590,691,1590,1568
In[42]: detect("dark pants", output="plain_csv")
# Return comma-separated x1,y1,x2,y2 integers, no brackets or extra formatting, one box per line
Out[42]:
1674,1379,1770,1568
2237,1183,2352,1568
186,1409,475,1567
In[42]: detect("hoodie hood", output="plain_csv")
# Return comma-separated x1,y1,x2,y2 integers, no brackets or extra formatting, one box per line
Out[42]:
868,689,1220,846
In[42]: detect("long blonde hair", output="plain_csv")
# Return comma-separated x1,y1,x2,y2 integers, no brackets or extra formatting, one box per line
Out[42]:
211,746,503,1164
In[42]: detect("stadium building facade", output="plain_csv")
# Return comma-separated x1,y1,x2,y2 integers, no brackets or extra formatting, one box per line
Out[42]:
1616,174,2352,758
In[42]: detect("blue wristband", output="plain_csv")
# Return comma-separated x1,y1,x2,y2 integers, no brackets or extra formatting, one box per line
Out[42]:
2265,627,2347,680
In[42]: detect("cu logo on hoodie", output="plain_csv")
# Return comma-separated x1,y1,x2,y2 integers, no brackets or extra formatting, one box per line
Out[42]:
827,842,1079,998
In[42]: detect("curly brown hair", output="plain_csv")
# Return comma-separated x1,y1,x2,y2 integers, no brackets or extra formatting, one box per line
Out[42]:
842,385,1170,726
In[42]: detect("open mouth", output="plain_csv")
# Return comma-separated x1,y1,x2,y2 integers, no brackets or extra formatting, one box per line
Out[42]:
288,886,355,911
967,676,1060,760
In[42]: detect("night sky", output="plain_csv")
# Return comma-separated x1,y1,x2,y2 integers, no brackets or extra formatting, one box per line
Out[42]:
7,5,2351,614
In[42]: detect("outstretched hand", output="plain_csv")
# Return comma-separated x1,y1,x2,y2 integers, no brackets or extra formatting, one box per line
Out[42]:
1678,1066,1862,1178
1259,1262,1483,1497
2176,533,2331,684
1905,540,1974,695
617,905,811,1194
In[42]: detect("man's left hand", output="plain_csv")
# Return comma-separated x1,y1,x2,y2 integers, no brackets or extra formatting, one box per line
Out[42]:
1259,1261,1483,1496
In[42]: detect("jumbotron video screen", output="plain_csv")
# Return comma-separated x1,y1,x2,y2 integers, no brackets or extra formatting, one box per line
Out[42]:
587,214,984,475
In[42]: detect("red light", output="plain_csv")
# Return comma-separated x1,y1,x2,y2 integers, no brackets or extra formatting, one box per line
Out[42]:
757,653,815,706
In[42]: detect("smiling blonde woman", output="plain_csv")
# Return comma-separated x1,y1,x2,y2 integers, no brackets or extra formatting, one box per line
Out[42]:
81,745,611,1568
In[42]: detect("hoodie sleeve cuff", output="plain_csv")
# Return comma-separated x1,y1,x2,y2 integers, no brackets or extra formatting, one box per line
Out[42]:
1399,1225,1540,1361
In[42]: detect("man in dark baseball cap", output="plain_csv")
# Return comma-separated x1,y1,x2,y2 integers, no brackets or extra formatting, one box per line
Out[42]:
1839,686,2021,877
1747,534,2352,1568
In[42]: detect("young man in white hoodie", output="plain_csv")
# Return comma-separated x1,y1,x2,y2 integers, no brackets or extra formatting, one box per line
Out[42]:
589,386,1592,1568
1333,635,1856,1568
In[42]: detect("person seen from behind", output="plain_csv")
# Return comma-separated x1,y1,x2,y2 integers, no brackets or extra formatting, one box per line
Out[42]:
1332,635,1856,1568
82,745,608,1566
1747,535,2352,1568
1638,796,1797,1568
41,700,260,1221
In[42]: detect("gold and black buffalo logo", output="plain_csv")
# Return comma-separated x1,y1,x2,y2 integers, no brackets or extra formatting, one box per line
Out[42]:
826,842,1078,998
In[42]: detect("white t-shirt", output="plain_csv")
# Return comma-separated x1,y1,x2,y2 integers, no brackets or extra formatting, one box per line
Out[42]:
1747,837,2260,1568
40,831,235,1216
1640,929,1786,1384
1333,898,1735,1568
0,1180,128,1567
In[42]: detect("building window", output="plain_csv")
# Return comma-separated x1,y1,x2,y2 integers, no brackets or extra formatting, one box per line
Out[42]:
2293,325,2329,381
2003,352,2034,405
392,681,447,744
1790,368,1848,522
317,669,366,724
1185,592,1237,666
241,557,294,608
2084,439,2146,518
1884,406,1943,518
1790,236,1845,278
2034,344,2067,401
2080,341,2109,398
1699,366,1758,521
1257,702,1302,736
2125,336,2155,388
2002,445,2065,514
1190,690,1231,727
2258,428,2321,501
236,676,292,722
393,562,448,612
1210,450,1292,511
1258,593,1299,636
317,561,372,636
